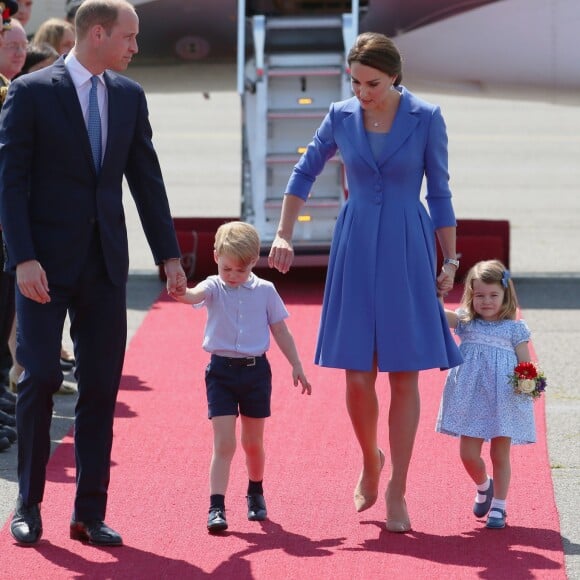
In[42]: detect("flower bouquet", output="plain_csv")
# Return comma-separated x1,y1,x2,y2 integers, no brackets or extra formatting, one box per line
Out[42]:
508,362,547,400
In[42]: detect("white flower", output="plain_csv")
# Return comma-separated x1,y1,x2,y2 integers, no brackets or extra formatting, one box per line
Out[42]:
518,379,536,394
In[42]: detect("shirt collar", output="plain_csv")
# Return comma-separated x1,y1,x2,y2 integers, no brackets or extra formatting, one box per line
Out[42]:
64,52,105,89
218,272,258,290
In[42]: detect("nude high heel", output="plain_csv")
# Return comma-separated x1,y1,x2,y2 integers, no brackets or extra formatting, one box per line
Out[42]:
354,448,385,512
385,484,412,533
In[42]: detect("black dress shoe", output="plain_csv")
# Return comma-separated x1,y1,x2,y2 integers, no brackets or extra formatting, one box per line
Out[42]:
0,409,15,427
0,396,15,414
0,388,17,403
60,357,75,371
247,494,267,521
70,520,123,546
0,435,10,451
0,424,16,443
207,508,228,533
10,497,42,545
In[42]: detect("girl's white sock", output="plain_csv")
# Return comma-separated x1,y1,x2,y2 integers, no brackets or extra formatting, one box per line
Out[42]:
474,476,491,504
489,498,507,517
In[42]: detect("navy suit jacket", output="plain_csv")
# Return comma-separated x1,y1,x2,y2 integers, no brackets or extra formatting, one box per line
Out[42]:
0,57,180,286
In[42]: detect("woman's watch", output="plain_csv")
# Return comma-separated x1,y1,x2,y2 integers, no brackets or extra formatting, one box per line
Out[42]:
443,257,460,269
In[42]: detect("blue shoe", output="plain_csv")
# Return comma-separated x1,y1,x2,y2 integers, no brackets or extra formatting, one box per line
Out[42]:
473,478,494,518
486,508,507,529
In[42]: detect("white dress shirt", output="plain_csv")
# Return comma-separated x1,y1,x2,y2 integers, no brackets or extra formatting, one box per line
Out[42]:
64,53,108,163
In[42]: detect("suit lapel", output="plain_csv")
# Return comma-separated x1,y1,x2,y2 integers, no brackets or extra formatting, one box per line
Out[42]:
52,59,97,175
101,71,119,170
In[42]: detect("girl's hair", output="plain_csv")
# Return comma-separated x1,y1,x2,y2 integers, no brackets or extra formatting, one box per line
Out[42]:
32,18,74,52
214,221,260,267
347,32,403,86
461,259,518,321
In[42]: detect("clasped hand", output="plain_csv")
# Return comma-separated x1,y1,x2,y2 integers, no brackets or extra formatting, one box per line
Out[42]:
164,259,187,297
268,235,294,274
436,266,456,297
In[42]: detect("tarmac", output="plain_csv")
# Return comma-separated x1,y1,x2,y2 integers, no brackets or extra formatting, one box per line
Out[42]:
0,62,578,578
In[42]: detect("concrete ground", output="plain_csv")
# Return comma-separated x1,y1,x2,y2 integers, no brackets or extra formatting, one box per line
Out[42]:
0,62,578,578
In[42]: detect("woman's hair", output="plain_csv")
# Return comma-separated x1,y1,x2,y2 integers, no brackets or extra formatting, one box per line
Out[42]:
214,221,260,267
75,0,134,39
347,32,403,85
460,259,518,321
19,43,59,76
32,18,74,52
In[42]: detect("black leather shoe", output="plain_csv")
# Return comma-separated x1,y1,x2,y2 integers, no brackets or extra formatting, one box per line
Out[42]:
10,497,42,545
70,520,123,546
247,494,267,521
0,387,17,403
207,508,228,533
0,396,15,414
0,424,16,443
0,435,10,451
60,357,75,371
473,478,494,518
0,409,15,427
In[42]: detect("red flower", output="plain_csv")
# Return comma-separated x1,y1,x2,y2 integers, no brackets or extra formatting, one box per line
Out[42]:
514,362,538,380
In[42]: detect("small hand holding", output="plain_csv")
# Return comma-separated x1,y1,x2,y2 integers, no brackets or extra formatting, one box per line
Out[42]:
164,258,187,297
16,260,50,304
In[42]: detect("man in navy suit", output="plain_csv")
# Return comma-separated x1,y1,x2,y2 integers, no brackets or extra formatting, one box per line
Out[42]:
0,0,187,545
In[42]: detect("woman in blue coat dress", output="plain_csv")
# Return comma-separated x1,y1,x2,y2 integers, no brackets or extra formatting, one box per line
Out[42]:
269,33,462,532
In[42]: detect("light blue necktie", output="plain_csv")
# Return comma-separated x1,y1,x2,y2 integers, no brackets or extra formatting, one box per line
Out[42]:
88,75,102,172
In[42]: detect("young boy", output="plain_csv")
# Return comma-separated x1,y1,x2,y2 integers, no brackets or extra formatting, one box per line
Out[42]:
170,221,311,533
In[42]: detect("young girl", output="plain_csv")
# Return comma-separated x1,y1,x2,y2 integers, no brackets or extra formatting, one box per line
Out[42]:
436,259,537,529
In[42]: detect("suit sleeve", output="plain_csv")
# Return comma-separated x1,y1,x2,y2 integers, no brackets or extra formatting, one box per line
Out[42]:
124,87,180,265
0,79,37,269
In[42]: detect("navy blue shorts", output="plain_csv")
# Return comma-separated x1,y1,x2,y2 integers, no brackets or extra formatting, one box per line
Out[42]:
205,354,272,419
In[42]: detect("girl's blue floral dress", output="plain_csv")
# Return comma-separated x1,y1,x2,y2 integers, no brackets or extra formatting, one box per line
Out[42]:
436,314,536,445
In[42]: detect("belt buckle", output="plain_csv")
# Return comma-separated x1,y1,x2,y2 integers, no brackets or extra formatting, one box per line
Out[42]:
246,357,256,367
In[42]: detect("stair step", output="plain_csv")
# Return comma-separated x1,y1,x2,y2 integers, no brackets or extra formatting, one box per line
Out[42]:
267,109,328,119
267,66,341,77
265,16,343,30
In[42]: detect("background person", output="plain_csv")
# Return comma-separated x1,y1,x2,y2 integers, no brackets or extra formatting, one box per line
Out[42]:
268,32,462,533
0,0,186,546
0,16,26,80
14,1,32,27
17,41,58,76
0,0,19,452
33,17,75,55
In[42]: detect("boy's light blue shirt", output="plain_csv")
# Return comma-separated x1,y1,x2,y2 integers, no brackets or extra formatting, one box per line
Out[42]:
194,273,289,357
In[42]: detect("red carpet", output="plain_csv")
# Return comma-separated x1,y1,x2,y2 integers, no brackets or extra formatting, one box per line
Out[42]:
0,281,565,579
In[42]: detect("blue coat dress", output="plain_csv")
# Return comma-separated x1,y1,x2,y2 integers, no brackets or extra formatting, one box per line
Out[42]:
285,87,462,372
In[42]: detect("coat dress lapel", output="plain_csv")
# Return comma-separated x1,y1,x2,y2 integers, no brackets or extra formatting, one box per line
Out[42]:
375,86,419,168
341,87,420,171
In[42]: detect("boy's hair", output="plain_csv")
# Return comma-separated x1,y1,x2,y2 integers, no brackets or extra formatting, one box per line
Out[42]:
460,259,518,321
214,221,260,267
